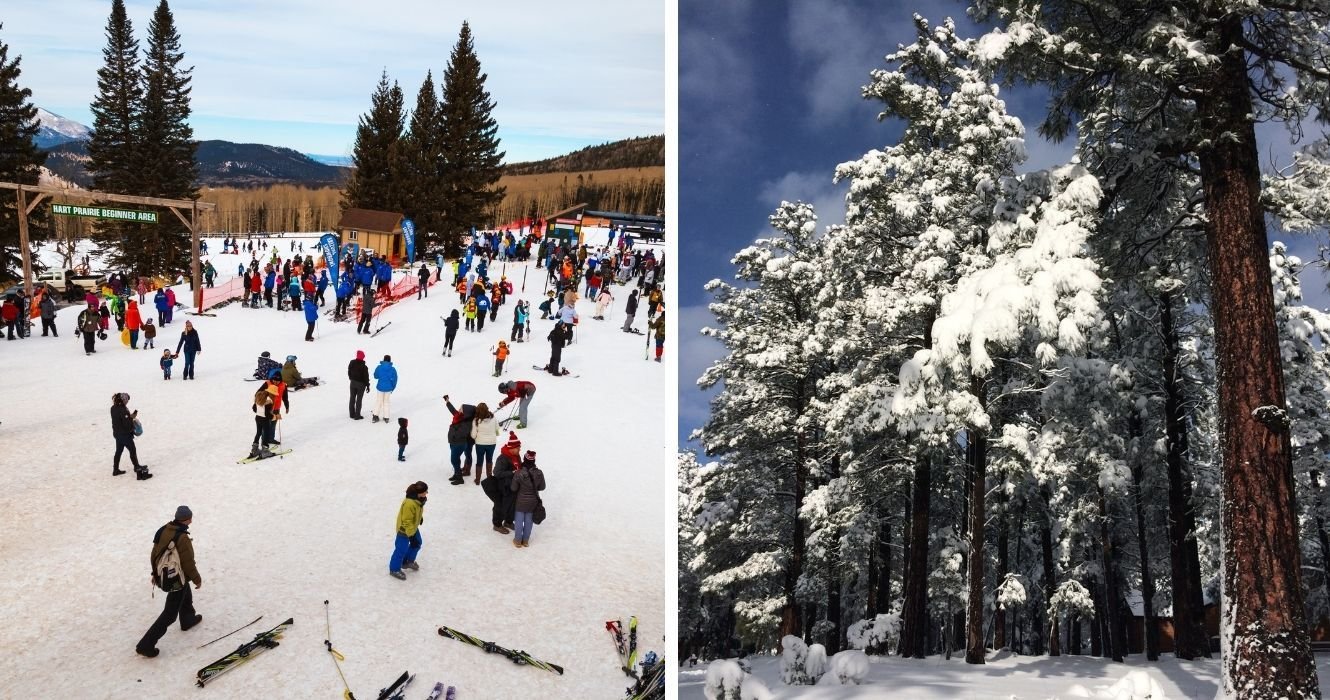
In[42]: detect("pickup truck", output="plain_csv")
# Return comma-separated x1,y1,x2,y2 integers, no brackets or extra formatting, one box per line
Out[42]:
35,269,105,300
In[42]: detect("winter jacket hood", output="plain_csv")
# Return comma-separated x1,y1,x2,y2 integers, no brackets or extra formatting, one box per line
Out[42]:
373,361,398,392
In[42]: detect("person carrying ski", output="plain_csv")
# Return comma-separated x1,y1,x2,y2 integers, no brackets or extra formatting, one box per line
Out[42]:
512,301,528,342
135,505,202,657
496,380,536,428
347,350,369,420
492,341,510,377
175,320,202,380
510,450,545,548
443,395,476,484
443,309,460,356
397,418,409,462
371,355,397,423
389,482,428,581
417,264,430,299
111,392,151,479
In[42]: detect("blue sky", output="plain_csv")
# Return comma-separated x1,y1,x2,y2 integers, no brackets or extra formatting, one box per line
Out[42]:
678,0,1330,447
3,0,664,161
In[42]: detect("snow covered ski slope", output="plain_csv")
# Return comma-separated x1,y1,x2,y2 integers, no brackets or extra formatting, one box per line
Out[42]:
0,233,667,698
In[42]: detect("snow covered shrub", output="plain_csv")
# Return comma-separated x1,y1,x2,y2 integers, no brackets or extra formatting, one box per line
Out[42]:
846,613,902,653
739,675,775,700
805,643,829,682
779,635,811,685
1048,580,1097,619
996,573,1027,611
704,659,745,700
826,650,869,685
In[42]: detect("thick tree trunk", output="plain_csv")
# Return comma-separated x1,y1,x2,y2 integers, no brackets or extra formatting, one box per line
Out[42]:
1159,289,1210,660
965,377,988,664
779,420,809,644
1070,613,1081,655
1042,492,1059,657
1129,414,1161,661
1201,18,1318,697
1099,490,1124,662
900,451,932,658
827,531,842,654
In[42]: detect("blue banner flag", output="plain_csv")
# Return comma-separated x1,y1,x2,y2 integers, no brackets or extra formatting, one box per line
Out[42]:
319,233,340,288
402,218,416,264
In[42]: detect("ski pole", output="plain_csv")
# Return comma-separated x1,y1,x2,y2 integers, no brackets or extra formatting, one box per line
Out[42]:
199,615,264,649
521,266,527,292
324,601,356,700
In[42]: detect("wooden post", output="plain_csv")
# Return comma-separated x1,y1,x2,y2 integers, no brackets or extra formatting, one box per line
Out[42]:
191,201,201,312
16,185,32,296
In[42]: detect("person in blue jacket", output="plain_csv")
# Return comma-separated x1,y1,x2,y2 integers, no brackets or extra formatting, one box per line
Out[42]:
374,257,392,295
316,270,329,306
435,253,444,282
475,293,491,333
303,297,319,341
335,275,353,317
153,288,169,325
371,354,397,423
287,277,301,312
477,259,488,282
263,269,276,307
356,259,375,294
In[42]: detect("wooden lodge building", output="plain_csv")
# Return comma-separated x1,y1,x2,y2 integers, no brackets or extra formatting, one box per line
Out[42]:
336,208,405,261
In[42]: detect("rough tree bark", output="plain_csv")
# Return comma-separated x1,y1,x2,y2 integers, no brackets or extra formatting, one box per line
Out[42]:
1201,16,1317,698
1042,489,1059,657
900,452,932,658
994,505,1009,651
965,375,989,664
1159,288,1210,660
1098,489,1124,662
1128,412,1160,661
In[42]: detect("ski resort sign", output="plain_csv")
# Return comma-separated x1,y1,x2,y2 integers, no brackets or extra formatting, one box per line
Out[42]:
51,203,159,223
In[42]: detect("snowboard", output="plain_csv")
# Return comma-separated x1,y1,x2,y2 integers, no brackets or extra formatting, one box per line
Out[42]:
289,377,321,391
237,448,292,464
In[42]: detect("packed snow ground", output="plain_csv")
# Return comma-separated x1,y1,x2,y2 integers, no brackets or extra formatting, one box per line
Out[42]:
679,651,1330,699
0,232,667,698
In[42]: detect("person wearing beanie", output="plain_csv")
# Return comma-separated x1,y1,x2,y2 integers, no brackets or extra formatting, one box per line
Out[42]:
443,309,460,357
443,395,477,483
371,355,398,423
111,392,150,479
510,450,545,548
485,432,522,532
492,341,509,377
496,380,537,429
397,418,409,461
622,289,640,333
389,481,428,580
347,350,369,420
136,506,203,657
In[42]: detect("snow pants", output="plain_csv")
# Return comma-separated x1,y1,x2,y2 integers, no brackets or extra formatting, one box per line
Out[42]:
41,318,57,337
137,585,196,653
389,531,421,573
517,390,534,426
374,391,392,419
622,312,635,332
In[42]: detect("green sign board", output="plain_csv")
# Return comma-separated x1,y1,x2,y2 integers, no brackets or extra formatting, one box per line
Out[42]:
51,203,158,223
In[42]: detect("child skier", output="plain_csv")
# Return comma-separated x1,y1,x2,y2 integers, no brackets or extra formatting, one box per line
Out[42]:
397,418,409,462
492,341,509,377
160,350,177,380
464,298,477,332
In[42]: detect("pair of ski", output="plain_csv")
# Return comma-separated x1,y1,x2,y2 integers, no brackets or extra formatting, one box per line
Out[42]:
237,447,293,464
626,656,666,700
437,625,564,675
195,617,292,687
606,616,639,678
532,364,577,377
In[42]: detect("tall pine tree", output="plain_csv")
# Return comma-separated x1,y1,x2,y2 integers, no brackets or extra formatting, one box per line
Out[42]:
400,70,446,250
0,23,47,284
439,21,504,254
342,71,405,214
86,0,142,271
135,0,197,277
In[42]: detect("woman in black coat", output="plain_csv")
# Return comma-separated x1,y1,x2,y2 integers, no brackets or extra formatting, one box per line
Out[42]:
111,392,151,479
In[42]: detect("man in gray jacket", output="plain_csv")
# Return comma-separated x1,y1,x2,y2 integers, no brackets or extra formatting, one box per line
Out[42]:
39,292,56,337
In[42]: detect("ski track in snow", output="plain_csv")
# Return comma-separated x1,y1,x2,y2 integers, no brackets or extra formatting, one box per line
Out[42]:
0,231,666,699
678,652,1330,699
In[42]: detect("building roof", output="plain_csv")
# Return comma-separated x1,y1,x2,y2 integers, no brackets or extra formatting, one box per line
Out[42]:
337,208,402,233
544,203,588,222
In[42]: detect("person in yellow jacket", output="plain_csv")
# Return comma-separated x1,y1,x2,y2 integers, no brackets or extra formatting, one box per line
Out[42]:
389,481,428,580
464,297,478,332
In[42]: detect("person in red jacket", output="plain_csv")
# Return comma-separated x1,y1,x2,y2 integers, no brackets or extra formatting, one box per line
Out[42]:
1,296,19,340
496,380,536,428
249,272,262,308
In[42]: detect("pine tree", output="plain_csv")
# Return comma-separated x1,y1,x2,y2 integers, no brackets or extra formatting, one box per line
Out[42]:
0,23,47,284
439,21,505,254
400,70,446,250
133,0,197,277
86,0,143,271
343,71,405,214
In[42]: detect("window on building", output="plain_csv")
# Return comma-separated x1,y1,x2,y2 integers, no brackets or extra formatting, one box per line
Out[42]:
349,230,358,241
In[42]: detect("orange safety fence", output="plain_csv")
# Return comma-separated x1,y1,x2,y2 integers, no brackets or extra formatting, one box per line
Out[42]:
351,271,443,322
200,276,246,312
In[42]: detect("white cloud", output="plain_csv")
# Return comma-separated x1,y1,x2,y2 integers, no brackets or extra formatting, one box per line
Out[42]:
757,170,847,228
